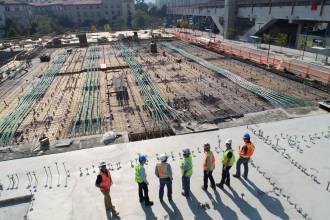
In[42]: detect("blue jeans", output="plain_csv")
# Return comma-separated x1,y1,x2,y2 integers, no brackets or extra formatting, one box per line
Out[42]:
182,176,190,196
159,178,172,200
235,157,250,178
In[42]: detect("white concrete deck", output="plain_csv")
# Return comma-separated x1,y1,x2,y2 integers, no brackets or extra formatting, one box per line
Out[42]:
1,113,330,220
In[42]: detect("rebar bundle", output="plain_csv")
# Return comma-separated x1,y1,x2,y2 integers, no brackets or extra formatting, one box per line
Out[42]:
0,50,70,146
114,42,188,128
163,42,305,107
70,46,102,137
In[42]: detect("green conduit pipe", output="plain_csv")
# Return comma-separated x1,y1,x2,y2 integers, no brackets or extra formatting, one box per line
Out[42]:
162,42,305,108
114,42,189,128
70,46,102,137
0,50,70,145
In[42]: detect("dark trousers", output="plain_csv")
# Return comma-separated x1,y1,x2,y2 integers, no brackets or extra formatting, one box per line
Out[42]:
182,176,191,196
159,178,172,200
220,165,232,186
203,170,215,189
138,182,150,202
235,157,250,178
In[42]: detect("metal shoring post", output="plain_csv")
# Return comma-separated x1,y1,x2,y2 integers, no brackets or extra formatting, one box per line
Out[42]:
55,162,60,187
44,166,48,188
48,166,52,189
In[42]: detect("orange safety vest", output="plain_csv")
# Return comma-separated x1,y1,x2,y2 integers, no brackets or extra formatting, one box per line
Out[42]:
239,142,255,158
203,151,215,171
156,163,170,178
100,171,112,191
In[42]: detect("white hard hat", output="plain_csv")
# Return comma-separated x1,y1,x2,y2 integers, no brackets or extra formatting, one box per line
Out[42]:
225,139,232,144
160,154,168,162
183,148,190,155
99,160,107,167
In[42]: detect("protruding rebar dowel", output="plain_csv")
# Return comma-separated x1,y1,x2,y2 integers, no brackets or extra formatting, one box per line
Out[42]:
26,173,31,189
44,166,48,188
48,166,53,189
15,173,19,189
55,163,60,187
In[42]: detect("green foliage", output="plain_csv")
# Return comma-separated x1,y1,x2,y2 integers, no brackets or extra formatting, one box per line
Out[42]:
263,33,271,44
135,2,149,13
115,17,126,30
90,25,97,33
104,24,111,32
132,10,149,29
275,33,288,49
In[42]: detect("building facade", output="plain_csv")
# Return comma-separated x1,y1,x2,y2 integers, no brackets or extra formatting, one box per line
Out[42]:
0,0,134,30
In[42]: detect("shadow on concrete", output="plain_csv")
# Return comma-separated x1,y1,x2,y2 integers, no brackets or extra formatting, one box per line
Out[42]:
106,211,121,220
169,200,184,220
140,203,157,220
205,190,238,220
243,179,289,220
186,193,213,220
0,195,32,208
160,200,184,220
223,187,262,220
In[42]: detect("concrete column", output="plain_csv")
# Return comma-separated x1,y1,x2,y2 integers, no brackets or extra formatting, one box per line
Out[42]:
295,23,303,48
224,0,236,39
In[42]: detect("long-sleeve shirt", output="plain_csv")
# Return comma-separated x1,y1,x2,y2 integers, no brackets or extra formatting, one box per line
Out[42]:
140,166,148,183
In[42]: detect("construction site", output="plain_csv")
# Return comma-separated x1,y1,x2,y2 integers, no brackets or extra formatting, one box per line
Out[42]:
0,30,329,149
1,29,330,220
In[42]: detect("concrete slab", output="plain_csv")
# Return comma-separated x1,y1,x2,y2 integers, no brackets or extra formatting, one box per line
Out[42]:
1,113,330,220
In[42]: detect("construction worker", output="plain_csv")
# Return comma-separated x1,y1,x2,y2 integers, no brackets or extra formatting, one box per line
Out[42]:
155,154,173,202
95,161,119,217
135,155,154,206
233,133,255,180
202,143,216,190
180,148,193,197
216,139,235,189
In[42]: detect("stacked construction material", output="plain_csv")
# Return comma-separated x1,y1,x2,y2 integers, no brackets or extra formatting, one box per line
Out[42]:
163,42,305,108
0,50,69,146
114,42,188,128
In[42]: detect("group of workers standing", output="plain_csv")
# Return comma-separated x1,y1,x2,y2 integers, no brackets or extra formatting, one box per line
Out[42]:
95,133,255,217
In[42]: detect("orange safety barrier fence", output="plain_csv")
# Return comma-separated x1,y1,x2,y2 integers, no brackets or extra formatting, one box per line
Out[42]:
171,31,330,84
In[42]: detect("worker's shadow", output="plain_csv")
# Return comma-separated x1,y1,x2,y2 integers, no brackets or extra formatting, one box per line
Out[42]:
242,179,289,220
223,187,263,220
186,193,213,220
140,203,157,220
106,212,121,220
160,200,184,220
205,190,238,220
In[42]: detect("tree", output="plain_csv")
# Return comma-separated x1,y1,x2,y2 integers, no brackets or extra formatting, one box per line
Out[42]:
115,17,126,30
135,1,148,13
90,25,97,32
263,33,271,44
104,24,111,32
132,10,149,29
274,33,288,52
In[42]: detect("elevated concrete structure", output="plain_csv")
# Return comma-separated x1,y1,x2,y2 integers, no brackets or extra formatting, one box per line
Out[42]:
167,0,330,41
1,110,330,219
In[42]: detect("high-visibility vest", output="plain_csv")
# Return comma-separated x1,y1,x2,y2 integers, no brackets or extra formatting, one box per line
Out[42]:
135,163,143,183
99,171,112,191
222,148,235,166
156,163,170,179
180,155,193,177
203,151,215,171
239,142,255,158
